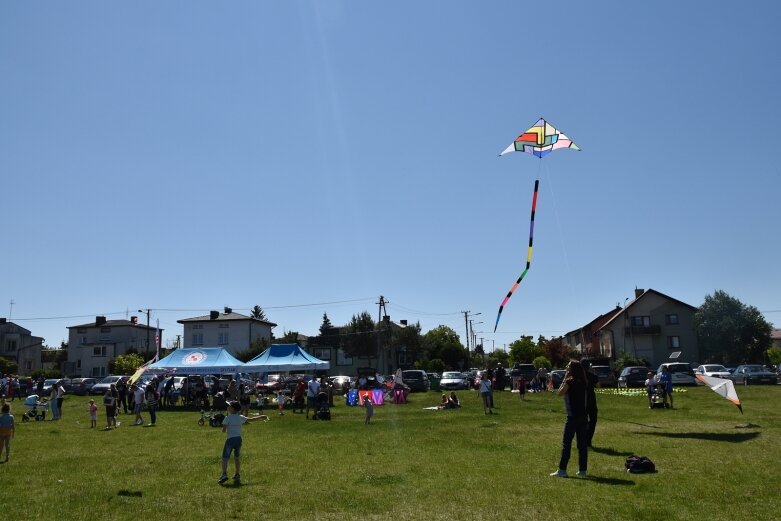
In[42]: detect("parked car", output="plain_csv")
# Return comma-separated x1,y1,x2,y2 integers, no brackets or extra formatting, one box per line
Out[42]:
42,378,72,396
731,365,777,385
329,376,354,394
694,364,732,379
439,371,468,391
510,364,537,384
90,375,129,396
617,366,650,388
656,362,696,385
591,366,617,387
401,370,430,392
68,377,98,395
548,369,566,388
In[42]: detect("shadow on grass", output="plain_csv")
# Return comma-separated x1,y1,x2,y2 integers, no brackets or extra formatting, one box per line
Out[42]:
590,446,634,457
117,490,143,497
580,475,635,486
636,431,760,443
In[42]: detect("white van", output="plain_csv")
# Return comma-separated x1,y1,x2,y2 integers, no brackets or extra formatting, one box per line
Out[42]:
656,362,696,385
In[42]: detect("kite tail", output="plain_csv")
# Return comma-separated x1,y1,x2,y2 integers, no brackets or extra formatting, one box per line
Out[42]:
494,179,539,332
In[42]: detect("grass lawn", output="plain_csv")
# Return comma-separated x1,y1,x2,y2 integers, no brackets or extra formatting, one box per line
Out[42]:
1,384,780,521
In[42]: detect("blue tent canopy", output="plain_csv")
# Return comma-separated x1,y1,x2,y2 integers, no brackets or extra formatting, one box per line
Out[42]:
148,347,244,374
243,343,330,372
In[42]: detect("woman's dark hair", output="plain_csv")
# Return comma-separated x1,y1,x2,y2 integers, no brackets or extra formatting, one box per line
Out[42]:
563,359,587,384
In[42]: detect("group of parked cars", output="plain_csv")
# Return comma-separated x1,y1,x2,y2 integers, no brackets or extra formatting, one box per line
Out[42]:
615,362,779,388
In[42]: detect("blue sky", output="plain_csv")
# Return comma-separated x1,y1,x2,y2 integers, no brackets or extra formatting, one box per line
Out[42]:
2,2,779,351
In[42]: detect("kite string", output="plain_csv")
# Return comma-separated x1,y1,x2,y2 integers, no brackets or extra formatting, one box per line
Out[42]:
541,162,577,302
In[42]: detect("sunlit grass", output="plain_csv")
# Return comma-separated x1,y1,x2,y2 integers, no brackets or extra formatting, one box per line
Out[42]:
2,384,779,521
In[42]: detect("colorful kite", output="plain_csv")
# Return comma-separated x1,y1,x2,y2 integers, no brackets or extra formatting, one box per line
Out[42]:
695,374,743,413
493,118,580,333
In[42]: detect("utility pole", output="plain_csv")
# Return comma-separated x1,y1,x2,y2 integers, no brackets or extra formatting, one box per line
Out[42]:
377,296,388,374
462,311,481,353
138,309,151,358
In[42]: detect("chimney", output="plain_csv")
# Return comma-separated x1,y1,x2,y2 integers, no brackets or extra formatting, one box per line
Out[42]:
400,320,408,326
635,288,644,299
210,311,219,320
131,316,139,325
0,318,6,324
224,307,232,314
96,316,107,326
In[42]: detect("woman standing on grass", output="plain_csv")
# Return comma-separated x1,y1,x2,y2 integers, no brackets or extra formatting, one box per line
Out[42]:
550,359,588,478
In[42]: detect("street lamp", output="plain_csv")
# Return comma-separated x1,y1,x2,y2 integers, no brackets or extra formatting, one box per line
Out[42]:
138,309,151,358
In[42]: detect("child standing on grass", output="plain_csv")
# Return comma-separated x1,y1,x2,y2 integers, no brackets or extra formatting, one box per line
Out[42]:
518,376,526,401
0,403,14,462
364,397,374,424
88,399,98,428
218,401,265,485
276,390,286,416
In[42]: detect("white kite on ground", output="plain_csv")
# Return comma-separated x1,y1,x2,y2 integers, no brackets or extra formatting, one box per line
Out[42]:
695,374,743,413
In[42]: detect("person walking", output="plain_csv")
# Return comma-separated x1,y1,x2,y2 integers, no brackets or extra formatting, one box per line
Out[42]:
132,384,146,425
305,377,320,419
55,380,66,420
480,375,493,414
550,359,589,478
145,383,159,426
0,403,14,462
103,384,119,429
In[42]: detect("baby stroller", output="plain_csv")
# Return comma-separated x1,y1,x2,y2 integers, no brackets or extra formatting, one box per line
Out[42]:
198,409,225,427
312,391,331,420
650,383,666,408
21,394,48,422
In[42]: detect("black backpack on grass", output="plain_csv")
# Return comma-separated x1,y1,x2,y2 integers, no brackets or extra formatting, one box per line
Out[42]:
625,455,656,473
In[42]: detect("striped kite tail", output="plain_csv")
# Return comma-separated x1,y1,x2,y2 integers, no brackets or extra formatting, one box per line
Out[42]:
493,179,539,332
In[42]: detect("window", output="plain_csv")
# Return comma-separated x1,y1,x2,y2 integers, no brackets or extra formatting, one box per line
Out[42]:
192,333,204,346
193,324,203,330
665,314,679,325
337,349,353,366
93,346,107,357
631,316,651,327
219,323,229,329
398,350,413,366
668,336,680,348
77,360,81,369
5,340,17,352
80,336,88,345
218,333,229,345
91,366,106,378
100,327,111,333
313,348,331,361
77,328,87,334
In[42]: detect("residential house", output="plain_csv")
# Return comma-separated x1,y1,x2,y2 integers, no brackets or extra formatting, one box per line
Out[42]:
593,288,699,367
771,329,781,350
67,316,160,378
308,319,418,376
0,318,44,374
564,306,624,360
177,307,276,357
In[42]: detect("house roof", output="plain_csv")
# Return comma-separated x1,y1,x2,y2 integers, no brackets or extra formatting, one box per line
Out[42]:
67,319,158,331
177,311,277,327
565,307,623,337
771,329,781,340
599,288,697,330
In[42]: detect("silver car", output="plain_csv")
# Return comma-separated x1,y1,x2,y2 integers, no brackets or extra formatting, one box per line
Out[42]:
439,371,468,390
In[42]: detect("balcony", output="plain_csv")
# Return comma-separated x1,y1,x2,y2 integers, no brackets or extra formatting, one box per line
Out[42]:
624,325,661,336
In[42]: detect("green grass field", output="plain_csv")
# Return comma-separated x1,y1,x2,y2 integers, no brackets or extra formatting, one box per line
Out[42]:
1,385,780,521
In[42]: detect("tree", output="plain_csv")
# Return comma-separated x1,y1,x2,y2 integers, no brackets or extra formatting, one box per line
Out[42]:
112,353,145,375
695,290,773,364
319,313,334,335
508,336,541,365
394,321,423,365
539,336,573,368
250,305,267,321
0,356,18,375
423,326,467,370
487,350,510,368
235,337,269,363
766,347,781,366
341,311,377,359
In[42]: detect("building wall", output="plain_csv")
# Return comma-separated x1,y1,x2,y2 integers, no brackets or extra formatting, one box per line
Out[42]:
67,322,155,378
0,321,44,374
601,292,698,367
182,320,273,356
